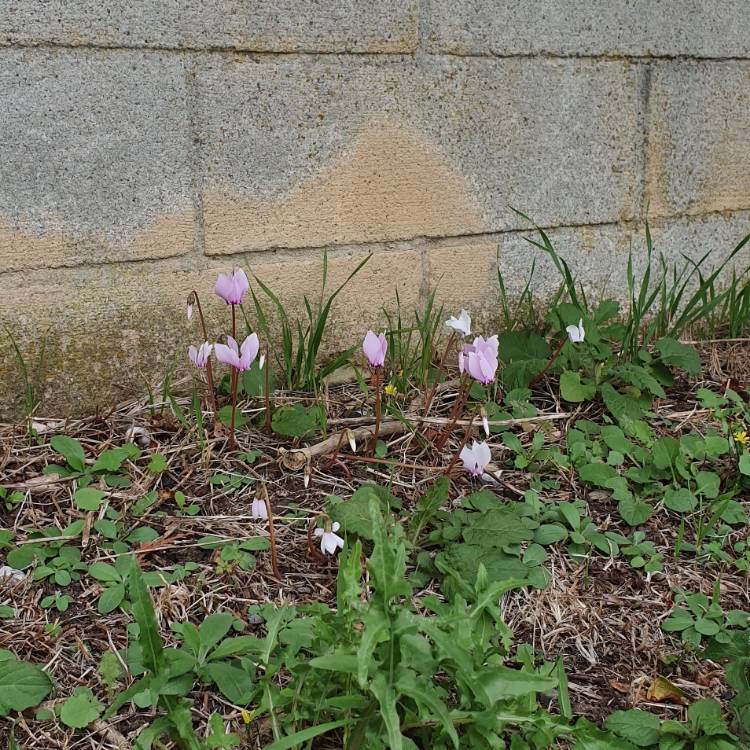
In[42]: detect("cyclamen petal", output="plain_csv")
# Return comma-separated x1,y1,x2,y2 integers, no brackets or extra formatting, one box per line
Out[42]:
239,333,260,371
363,330,387,367
251,498,268,520
566,318,585,343
215,268,250,305
445,309,471,337
460,440,492,477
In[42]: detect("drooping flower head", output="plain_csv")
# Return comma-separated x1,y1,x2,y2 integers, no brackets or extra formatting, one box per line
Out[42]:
445,309,471,337
214,333,260,372
459,335,499,385
251,497,268,521
188,342,213,369
566,318,585,344
460,441,492,477
186,292,196,321
215,268,250,306
363,331,387,368
314,522,344,556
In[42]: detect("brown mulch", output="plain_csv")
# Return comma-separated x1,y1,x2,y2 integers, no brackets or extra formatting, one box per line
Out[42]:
1,348,749,748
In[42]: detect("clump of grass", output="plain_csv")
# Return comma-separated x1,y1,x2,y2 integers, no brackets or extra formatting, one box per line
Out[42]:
248,251,371,392
4,323,48,428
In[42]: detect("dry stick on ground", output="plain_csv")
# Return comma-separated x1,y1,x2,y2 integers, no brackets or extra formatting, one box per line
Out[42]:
278,413,570,471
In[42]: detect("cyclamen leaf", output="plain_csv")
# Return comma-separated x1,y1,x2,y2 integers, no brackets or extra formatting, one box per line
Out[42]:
50,435,85,472
59,688,103,729
560,371,596,403
0,657,52,712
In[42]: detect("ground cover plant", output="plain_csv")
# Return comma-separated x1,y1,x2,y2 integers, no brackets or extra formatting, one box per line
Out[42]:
2,224,750,749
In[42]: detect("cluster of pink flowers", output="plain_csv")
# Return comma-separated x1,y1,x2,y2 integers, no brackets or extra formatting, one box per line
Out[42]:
188,269,262,374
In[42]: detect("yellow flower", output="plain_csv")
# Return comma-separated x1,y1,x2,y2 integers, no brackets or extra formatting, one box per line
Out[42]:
735,430,748,446
240,709,253,725
384,383,398,396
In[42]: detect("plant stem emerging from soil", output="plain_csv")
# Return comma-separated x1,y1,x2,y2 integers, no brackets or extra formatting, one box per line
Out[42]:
422,331,457,420
190,290,219,415
434,373,470,453
260,484,282,581
370,368,382,456
529,336,567,388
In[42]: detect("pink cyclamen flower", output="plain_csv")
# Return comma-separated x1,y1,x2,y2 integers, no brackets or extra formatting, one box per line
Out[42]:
215,268,250,306
363,331,387,368
459,335,499,385
314,522,345,555
251,497,268,521
214,333,260,372
460,441,492,477
188,342,213,369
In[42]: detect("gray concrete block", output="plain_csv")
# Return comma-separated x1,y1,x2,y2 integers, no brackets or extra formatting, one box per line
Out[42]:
427,0,750,58
646,62,750,217
0,1,418,52
0,48,194,271
197,55,639,254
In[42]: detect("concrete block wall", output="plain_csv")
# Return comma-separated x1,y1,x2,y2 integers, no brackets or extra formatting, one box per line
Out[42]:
0,1,749,416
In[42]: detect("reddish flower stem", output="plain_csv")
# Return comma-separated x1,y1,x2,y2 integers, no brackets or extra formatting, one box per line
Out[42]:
190,290,219,414
260,485,282,581
370,368,382,456
229,305,238,451
433,373,470,453
422,331,457,419
444,405,478,477
529,336,567,388
263,343,272,433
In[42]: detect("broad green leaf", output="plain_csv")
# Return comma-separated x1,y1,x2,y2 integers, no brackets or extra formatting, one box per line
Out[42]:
128,557,163,674
534,524,568,545
396,670,458,749
656,338,701,375
0,657,52,712
618,498,652,526
98,584,125,614
271,404,319,437
461,508,533,547
203,662,253,704
579,463,617,486
50,435,85,472
370,672,403,750
88,562,122,583
309,653,358,674
560,371,596,403
604,709,661,747
199,613,234,652
264,720,350,750
475,666,556,704
663,488,696,513
59,688,103,729
75,487,105,511
661,608,693,632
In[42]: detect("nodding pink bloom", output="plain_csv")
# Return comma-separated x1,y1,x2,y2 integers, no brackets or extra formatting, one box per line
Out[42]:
566,318,585,343
215,268,250,306
458,335,498,385
460,441,492,477
445,309,471,337
314,522,345,555
251,497,268,521
363,331,387,368
188,342,213,369
214,333,260,372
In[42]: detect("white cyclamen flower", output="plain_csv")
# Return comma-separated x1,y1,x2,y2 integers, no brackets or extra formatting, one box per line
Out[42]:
459,441,492,477
445,309,471,337
566,318,585,343
314,522,345,555
251,498,268,520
